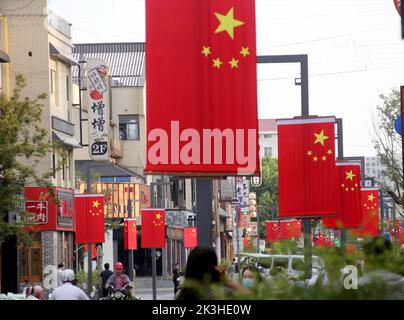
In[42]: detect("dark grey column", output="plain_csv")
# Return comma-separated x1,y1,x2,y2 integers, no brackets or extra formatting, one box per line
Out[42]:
196,179,213,247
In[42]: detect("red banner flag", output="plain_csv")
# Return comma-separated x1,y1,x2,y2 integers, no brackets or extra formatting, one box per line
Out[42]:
184,227,198,248
291,220,302,238
280,220,294,240
266,221,279,242
74,194,105,244
141,209,166,248
124,219,137,250
145,0,260,176
323,162,362,229
277,117,339,218
351,189,380,237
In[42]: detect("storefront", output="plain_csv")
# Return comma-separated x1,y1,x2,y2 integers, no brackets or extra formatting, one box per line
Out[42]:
20,187,76,288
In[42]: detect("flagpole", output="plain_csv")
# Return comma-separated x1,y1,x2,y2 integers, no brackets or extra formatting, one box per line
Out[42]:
86,167,93,296
127,199,134,283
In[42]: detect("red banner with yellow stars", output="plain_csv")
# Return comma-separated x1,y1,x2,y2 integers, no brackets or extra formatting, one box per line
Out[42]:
184,227,198,248
266,221,279,242
74,194,105,244
145,0,259,176
141,209,166,248
124,218,138,250
351,188,380,238
323,162,363,229
277,117,339,218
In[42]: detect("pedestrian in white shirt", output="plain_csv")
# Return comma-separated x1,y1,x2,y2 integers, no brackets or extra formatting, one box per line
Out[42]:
50,269,89,300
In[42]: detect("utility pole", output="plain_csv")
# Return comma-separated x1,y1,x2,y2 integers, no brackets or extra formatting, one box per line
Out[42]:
336,118,347,246
127,199,134,282
86,166,93,296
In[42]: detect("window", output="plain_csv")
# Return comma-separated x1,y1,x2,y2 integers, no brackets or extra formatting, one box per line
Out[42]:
19,233,42,283
273,257,289,269
50,69,56,94
291,258,305,271
264,147,272,157
264,134,271,139
119,115,140,140
257,257,272,269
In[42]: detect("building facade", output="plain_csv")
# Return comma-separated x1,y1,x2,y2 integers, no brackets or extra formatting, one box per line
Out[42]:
0,0,79,293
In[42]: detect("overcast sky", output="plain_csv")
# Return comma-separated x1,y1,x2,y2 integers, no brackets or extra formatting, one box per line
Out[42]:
49,0,404,157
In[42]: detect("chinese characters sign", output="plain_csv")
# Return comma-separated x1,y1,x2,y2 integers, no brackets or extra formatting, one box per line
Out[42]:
86,58,110,161
25,201,48,224
236,177,250,213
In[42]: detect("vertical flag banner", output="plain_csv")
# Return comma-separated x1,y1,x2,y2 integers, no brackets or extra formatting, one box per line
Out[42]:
291,220,302,238
266,221,279,242
323,162,362,229
124,218,138,250
141,209,166,248
280,220,294,240
145,0,260,176
277,117,339,218
184,227,198,248
351,189,380,237
75,194,105,243
86,58,110,161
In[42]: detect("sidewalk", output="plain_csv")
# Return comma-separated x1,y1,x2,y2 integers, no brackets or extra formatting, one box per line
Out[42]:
133,277,174,289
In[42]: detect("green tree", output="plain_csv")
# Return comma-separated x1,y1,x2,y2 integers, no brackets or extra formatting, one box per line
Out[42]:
372,88,404,218
251,157,279,238
0,75,61,243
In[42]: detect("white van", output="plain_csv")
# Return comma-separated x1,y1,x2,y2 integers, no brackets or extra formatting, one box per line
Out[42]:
238,253,325,281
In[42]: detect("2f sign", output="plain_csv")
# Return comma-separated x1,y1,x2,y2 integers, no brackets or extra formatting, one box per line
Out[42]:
91,142,108,156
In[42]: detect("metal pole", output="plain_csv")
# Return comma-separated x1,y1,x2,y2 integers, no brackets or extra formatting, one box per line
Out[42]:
300,55,312,281
256,205,260,253
86,167,93,296
151,248,157,300
236,207,241,280
196,179,213,247
380,191,384,235
336,119,347,246
127,199,134,282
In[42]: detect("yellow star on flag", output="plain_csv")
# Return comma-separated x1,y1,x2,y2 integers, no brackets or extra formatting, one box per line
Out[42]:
321,156,327,161
368,194,375,202
240,47,250,57
307,150,313,156
214,7,245,40
212,57,223,68
327,150,333,155
314,130,329,146
313,156,318,162
229,58,239,69
156,213,162,220
345,170,356,181
201,46,211,57
93,200,100,208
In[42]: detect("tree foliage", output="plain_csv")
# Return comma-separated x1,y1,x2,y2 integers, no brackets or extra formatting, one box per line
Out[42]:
0,75,61,243
251,157,279,238
372,88,403,218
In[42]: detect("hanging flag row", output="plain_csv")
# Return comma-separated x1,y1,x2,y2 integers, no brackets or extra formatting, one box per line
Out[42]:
276,116,381,237
266,220,302,242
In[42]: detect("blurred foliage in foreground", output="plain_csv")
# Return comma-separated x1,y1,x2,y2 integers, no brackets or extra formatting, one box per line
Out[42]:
184,238,404,300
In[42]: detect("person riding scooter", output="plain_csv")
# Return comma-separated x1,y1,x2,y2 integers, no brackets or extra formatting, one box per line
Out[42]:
105,262,133,299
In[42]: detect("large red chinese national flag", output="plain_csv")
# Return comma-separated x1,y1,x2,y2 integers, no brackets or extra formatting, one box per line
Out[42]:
280,220,294,240
351,189,380,237
184,227,198,248
266,221,279,242
75,194,105,244
323,162,362,229
145,0,260,176
124,219,137,250
277,117,339,218
141,209,166,248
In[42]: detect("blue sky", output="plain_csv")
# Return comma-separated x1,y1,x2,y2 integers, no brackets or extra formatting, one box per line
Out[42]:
49,0,404,156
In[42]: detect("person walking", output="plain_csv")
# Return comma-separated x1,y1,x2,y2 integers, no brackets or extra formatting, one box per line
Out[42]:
50,269,89,300
57,263,64,288
99,263,113,298
173,263,181,297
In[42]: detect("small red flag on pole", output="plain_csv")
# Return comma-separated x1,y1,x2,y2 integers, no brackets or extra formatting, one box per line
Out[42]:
75,194,105,244
184,227,198,248
124,218,137,250
141,209,166,248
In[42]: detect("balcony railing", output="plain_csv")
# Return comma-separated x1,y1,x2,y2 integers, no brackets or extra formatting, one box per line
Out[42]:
110,139,124,158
